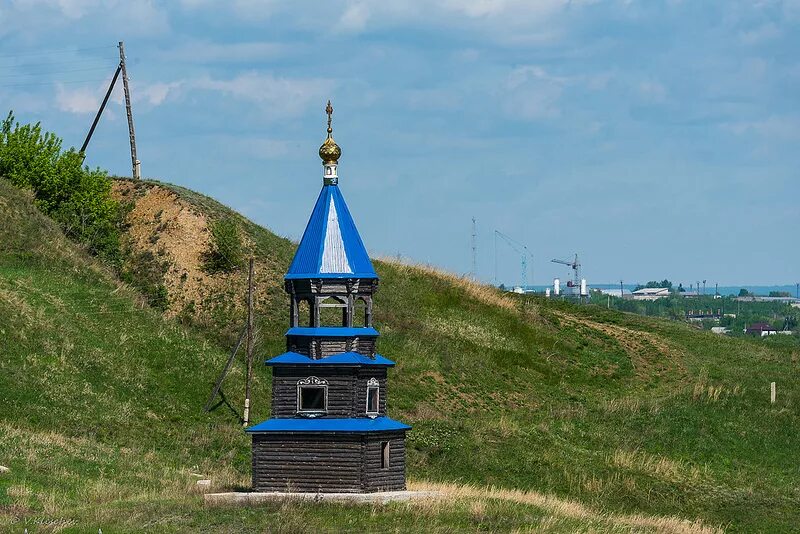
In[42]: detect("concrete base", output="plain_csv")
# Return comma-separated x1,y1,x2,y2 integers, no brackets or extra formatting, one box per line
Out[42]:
204,490,443,507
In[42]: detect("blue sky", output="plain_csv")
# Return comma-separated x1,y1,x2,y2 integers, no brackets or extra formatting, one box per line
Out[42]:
1,1,798,286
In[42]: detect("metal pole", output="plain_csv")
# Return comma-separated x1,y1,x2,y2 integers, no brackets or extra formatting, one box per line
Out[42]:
80,64,121,155
243,258,255,427
204,324,247,412
118,41,139,179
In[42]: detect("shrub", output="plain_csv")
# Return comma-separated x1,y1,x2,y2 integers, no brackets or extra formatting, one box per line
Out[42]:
0,111,120,261
119,249,170,312
203,216,243,272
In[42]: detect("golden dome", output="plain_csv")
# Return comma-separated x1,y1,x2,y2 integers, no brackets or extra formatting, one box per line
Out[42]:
319,135,341,165
319,100,341,165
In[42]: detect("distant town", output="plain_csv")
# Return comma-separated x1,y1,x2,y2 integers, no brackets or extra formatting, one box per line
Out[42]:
498,278,799,341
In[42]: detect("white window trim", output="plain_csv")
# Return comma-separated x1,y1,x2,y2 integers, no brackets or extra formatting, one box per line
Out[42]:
366,377,380,418
297,376,328,417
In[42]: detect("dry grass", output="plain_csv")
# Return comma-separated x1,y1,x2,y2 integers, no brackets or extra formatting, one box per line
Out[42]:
423,311,526,352
609,449,708,484
691,371,743,403
408,481,722,534
377,257,518,311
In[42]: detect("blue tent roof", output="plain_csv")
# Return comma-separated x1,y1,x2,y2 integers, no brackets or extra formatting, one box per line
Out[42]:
286,185,378,280
246,416,411,433
266,351,396,367
286,327,379,337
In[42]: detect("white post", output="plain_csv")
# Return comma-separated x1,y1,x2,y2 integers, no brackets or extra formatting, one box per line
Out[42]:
770,382,776,404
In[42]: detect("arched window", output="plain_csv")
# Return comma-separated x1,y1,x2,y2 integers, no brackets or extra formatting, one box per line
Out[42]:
354,298,368,327
297,299,311,327
319,296,347,327
366,377,379,416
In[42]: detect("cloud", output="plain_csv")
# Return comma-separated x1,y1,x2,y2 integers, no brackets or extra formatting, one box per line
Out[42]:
502,65,565,120
162,41,289,63
739,22,781,45
178,0,279,21
339,2,370,32
6,0,169,35
638,80,668,103
138,81,183,106
330,0,570,43
55,84,99,114
404,88,461,111
723,116,800,140
192,72,335,117
240,137,293,159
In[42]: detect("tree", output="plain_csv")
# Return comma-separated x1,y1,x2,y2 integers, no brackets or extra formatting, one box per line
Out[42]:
0,111,120,260
739,289,751,297
769,291,791,298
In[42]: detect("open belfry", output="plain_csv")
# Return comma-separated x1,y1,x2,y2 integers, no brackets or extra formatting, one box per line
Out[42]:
246,102,410,493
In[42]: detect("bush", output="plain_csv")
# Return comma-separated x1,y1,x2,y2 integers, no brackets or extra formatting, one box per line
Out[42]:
119,249,170,312
0,111,120,260
203,216,243,272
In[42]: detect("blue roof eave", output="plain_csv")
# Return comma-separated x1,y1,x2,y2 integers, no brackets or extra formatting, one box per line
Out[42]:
265,351,396,367
285,327,379,337
246,416,411,433
284,272,378,280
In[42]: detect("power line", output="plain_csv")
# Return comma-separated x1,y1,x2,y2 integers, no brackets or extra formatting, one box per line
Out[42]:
0,45,116,59
0,57,118,69
0,77,110,88
0,65,117,79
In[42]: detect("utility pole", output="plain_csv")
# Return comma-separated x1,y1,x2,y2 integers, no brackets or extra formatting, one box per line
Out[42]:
118,41,140,179
470,217,477,280
243,258,255,427
493,230,498,286
703,280,707,296
620,280,624,300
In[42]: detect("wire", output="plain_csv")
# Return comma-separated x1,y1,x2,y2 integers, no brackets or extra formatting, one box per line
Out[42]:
0,57,119,69
0,45,116,59
0,66,116,79
0,78,111,88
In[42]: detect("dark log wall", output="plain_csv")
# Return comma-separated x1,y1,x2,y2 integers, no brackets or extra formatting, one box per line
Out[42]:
252,433,362,493
252,431,407,493
363,432,406,491
286,336,377,358
271,368,388,417
272,368,354,418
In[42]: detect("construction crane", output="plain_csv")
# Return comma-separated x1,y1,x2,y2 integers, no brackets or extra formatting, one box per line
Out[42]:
494,230,532,290
551,253,581,295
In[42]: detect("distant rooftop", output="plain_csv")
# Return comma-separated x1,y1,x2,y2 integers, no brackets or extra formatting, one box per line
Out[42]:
632,287,670,295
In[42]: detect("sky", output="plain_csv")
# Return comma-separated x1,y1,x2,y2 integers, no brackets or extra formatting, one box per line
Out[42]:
1,0,798,287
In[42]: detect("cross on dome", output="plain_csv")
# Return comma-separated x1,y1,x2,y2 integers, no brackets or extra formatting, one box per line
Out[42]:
319,100,341,184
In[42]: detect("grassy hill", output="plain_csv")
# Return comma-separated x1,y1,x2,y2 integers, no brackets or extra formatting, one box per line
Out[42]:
1,177,799,532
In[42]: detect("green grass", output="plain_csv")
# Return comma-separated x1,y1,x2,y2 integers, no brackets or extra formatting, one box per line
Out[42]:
1,178,799,532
